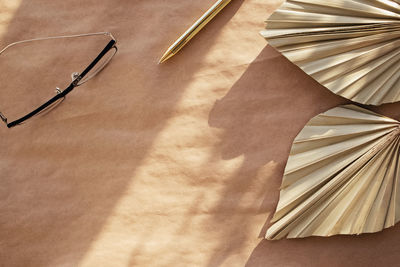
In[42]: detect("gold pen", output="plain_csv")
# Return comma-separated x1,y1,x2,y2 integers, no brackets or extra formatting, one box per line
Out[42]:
159,0,232,64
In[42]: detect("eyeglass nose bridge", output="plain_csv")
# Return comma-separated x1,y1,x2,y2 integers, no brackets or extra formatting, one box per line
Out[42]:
70,72,83,87
71,72,80,81
0,112,7,124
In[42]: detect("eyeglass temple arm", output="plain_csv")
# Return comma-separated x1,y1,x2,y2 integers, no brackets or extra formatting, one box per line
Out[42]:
0,32,115,55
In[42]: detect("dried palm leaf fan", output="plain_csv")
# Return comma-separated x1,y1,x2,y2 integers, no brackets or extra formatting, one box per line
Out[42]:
266,105,400,239
261,0,400,105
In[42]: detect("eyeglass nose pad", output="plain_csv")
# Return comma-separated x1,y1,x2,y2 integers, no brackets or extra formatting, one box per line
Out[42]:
55,87,62,94
71,72,80,81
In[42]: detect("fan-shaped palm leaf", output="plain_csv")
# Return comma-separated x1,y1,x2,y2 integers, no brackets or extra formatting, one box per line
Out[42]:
267,105,400,239
261,0,400,105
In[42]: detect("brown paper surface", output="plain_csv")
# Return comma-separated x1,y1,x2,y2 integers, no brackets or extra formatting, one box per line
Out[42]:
1,0,400,266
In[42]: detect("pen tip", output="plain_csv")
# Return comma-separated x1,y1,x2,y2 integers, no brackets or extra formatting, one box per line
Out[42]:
158,51,174,64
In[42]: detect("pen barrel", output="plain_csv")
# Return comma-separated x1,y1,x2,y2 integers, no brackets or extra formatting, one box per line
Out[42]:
168,0,232,54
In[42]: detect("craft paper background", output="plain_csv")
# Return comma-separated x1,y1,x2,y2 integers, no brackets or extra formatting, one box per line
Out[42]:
1,0,400,266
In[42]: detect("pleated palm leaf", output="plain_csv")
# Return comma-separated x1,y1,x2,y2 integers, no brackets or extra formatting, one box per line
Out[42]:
261,0,400,105
267,105,400,239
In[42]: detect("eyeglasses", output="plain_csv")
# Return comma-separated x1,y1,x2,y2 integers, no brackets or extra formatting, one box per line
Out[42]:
0,32,117,128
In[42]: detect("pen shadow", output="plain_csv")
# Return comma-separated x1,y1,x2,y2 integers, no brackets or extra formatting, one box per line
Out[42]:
0,0,243,266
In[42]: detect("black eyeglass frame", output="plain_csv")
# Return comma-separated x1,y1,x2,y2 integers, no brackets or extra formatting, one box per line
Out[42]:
0,32,117,128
